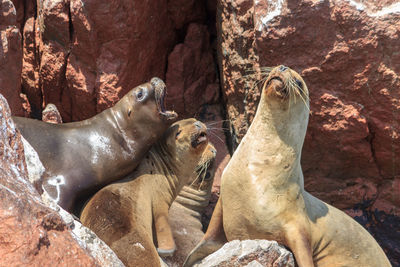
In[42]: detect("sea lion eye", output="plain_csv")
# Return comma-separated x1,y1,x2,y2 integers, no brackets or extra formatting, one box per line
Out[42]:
136,88,146,101
175,130,182,138
295,79,303,89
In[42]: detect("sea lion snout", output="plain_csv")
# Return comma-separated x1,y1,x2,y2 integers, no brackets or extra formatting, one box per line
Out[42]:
190,120,208,148
150,77,165,91
151,77,178,121
265,75,287,98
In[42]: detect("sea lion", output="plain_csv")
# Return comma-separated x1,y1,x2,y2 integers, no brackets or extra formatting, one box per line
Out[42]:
164,143,217,267
80,118,214,267
184,66,391,267
12,77,177,212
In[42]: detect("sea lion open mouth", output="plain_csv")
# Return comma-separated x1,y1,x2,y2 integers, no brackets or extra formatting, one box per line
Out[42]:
191,130,208,148
267,76,288,97
152,78,178,120
268,76,283,85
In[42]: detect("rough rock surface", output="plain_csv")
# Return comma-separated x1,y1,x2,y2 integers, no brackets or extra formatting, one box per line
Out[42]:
42,103,63,123
20,111,124,267
0,0,24,116
11,0,219,122
193,240,294,267
0,93,98,266
166,23,220,116
16,0,178,121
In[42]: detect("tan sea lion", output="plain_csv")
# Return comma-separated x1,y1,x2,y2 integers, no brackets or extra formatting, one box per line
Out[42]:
184,66,391,267
12,77,177,212
164,143,217,267
80,118,214,267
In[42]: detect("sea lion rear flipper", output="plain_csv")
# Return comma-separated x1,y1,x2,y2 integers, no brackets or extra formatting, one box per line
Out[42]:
183,197,227,267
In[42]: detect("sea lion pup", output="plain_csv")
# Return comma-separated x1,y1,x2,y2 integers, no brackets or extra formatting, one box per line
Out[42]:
80,118,213,267
184,66,391,267
164,143,217,267
12,78,177,212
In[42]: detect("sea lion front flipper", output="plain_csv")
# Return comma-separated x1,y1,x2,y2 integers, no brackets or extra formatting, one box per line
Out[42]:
154,204,176,257
284,223,314,267
183,197,227,267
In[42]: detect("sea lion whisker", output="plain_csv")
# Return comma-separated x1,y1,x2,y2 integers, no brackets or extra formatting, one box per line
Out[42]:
248,76,267,94
207,127,229,131
205,120,229,126
199,160,211,188
191,162,208,188
208,130,225,144
297,90,310,110
197,163,208,190
290,79,310,110
190,171,202,188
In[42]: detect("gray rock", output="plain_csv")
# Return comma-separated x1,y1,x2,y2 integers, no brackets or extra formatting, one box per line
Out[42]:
22,136,124,267
194,240,294,267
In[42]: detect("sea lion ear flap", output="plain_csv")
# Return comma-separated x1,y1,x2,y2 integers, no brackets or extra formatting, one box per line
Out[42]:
128,109,132,117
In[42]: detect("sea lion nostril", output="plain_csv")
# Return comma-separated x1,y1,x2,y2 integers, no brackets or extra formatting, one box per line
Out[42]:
279,65,288,72
194,121,202,130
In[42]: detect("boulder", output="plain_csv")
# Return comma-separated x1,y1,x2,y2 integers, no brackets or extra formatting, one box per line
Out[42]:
0,93,123,266
0,0,24,116
193,240,294,267
42,103,63,123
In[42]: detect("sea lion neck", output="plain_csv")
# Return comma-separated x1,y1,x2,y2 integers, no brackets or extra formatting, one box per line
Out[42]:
138,141,187,198
256,91,309,155
234,93,308,189
174,186,211,214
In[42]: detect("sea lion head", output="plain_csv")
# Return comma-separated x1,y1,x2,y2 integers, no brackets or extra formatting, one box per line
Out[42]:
263,65,309,108
167,118,209,156
114,77,178,135
188,143,217,191
260,65,310,150
158,119,210,178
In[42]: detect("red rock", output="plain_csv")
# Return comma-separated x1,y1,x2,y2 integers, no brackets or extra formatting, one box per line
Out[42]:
36,0,70,119
21,13,41,117
168,0,206,29
17,0,177,122
0,93,98,266
218,0,400,213
166,23,219,116
42,103,63,124
0,0,24,116
66,0,176,121
372,177,400,215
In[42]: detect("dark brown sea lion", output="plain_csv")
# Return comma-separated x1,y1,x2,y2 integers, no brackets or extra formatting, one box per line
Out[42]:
164,143,217,267
184,66,391,267
80,118,213,267
12,77,177,212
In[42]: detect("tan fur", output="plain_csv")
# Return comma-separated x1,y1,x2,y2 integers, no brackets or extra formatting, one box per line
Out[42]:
165,143,217,267
184,66,391,267
81,119,213,267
